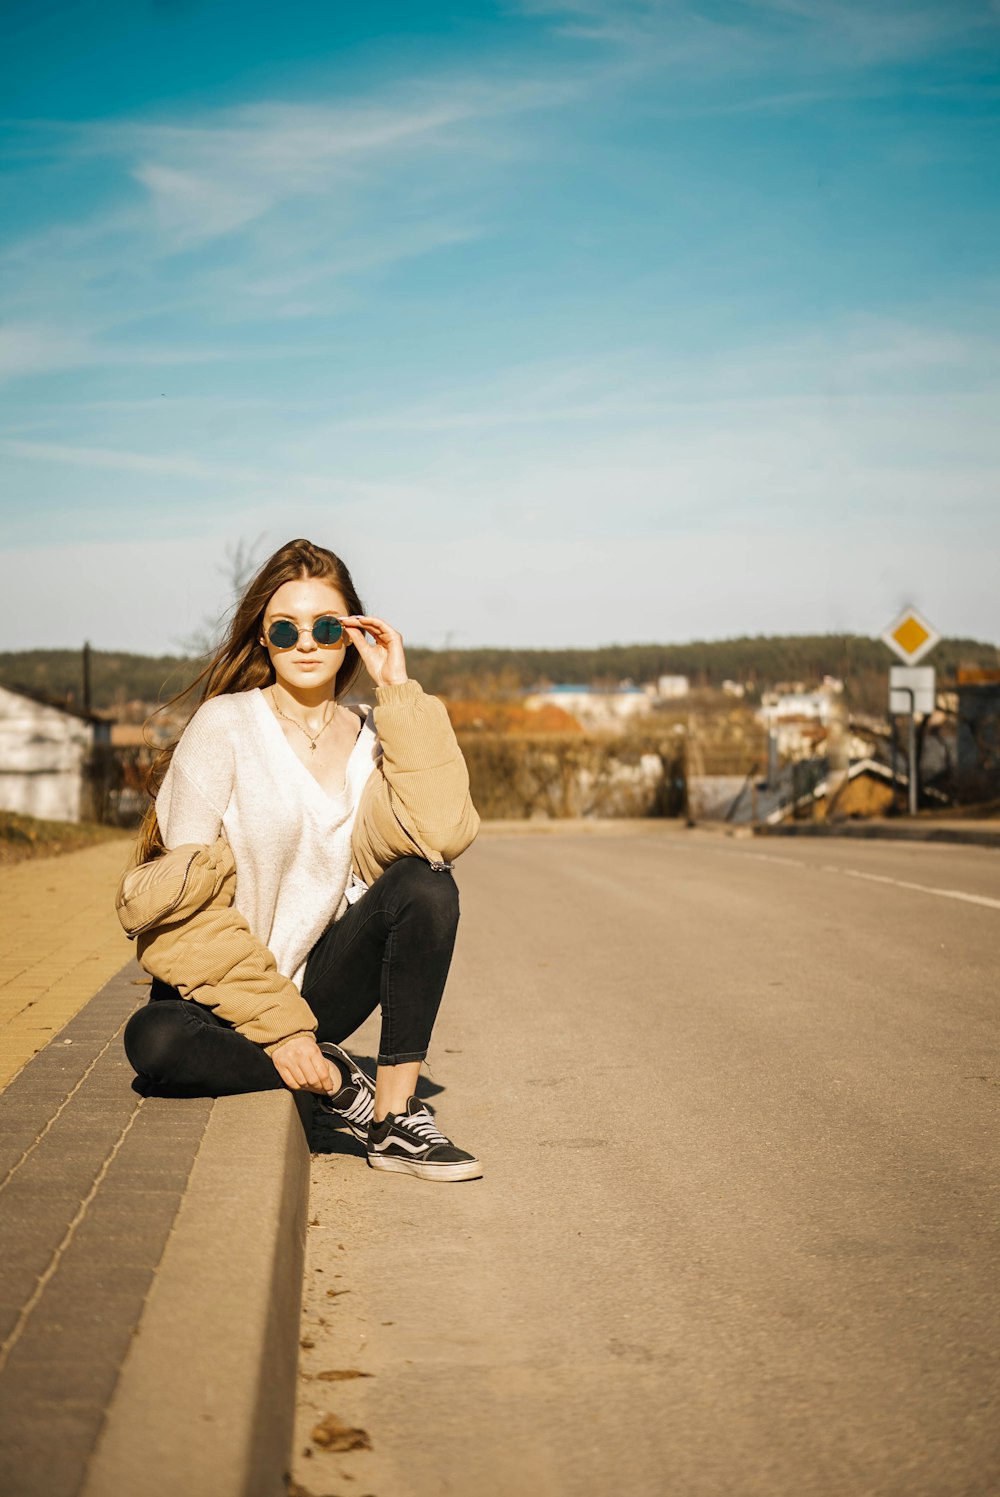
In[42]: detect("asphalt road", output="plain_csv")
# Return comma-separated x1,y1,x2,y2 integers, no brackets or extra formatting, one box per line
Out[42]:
292,827,1000,1497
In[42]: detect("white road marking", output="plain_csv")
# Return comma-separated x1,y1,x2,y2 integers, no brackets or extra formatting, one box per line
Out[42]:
703,845,1000,911
835,867,1000,911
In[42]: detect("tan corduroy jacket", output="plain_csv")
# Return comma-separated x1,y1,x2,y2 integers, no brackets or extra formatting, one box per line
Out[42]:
116,680,479,1052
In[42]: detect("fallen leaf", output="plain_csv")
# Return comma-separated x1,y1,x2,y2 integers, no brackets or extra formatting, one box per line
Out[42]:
300,1338,315,1349
316,1369,374,1382
326,1288,351,1298
311,1413,372,1453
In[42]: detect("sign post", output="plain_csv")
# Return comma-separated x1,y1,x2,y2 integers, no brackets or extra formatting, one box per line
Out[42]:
881,609,940,816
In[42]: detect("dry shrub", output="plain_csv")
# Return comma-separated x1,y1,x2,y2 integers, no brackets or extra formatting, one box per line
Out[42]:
459,730,685,819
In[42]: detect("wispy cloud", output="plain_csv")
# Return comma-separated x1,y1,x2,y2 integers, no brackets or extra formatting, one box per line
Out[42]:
119,97,485,249
750,0,999,64
0,325,95,379
0,321,334,382
517,0,1000,72
0,436,445,513
0,437,272,483
0,71,580,375
299,313,1000,443
12,76,576,257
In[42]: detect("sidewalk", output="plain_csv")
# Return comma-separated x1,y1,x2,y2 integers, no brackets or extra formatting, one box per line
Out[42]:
757,816,1000,848
0,845,312,1497
0,840,135,1091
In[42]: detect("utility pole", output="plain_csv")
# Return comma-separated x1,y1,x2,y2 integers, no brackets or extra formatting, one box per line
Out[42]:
894,686,918,817
908,701,918,818
82,641,92,715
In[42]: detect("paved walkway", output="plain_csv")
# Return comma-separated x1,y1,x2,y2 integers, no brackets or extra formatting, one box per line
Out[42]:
0,835,311,1497
0,840,134,1089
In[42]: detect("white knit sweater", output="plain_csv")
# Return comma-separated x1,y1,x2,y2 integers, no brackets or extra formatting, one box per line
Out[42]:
156,689,377,987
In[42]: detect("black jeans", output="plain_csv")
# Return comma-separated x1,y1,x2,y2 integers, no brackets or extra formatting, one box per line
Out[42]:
123,857,459,1097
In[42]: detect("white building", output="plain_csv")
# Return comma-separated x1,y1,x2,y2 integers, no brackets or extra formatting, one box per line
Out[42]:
657,675,690,700
523,683,652,730
768,691,829,722
757,679,846,763
0,684,110,823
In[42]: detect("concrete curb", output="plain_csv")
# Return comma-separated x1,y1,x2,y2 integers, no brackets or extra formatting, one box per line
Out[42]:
0,963,313,1497
83,1089,311,1497
755,820,1000,849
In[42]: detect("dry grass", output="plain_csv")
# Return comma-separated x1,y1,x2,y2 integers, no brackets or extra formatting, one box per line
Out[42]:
0,810,130,867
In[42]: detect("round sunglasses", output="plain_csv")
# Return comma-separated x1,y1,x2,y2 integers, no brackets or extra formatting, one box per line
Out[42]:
265,616,344,650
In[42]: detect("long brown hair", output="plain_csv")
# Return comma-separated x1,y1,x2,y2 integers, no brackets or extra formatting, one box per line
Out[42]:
135,539,364,863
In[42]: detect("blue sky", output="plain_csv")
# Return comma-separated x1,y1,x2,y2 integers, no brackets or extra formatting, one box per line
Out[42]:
2,0,999,656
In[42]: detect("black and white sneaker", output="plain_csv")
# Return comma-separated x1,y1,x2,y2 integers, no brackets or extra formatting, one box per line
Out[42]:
315,1041,375,1142
367,1097,482,1182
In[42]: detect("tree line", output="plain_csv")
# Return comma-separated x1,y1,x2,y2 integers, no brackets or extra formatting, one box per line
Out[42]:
0,634,996,714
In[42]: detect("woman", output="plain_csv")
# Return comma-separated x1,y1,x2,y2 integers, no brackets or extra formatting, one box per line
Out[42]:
121,537,482,1182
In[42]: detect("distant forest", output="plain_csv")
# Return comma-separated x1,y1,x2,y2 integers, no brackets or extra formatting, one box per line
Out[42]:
1,635,996,716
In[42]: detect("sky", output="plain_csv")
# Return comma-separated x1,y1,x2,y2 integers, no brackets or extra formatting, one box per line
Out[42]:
2,0,999,656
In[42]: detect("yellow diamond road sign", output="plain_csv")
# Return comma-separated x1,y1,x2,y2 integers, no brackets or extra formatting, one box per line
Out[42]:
881,607,940,665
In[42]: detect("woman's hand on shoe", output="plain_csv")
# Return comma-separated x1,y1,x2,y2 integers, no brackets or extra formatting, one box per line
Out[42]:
270,1035,336,1094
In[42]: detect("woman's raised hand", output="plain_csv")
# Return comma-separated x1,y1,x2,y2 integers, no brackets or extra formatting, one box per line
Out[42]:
339,614,408,689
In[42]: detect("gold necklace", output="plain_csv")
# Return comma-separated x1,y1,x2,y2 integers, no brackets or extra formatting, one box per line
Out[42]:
269,690,337,753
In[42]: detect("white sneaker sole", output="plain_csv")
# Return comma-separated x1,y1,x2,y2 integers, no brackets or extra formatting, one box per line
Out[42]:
367,1153,483,1182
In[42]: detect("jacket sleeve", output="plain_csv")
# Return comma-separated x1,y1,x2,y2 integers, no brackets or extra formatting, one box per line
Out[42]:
118,842,317,1053
351,679,480,886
